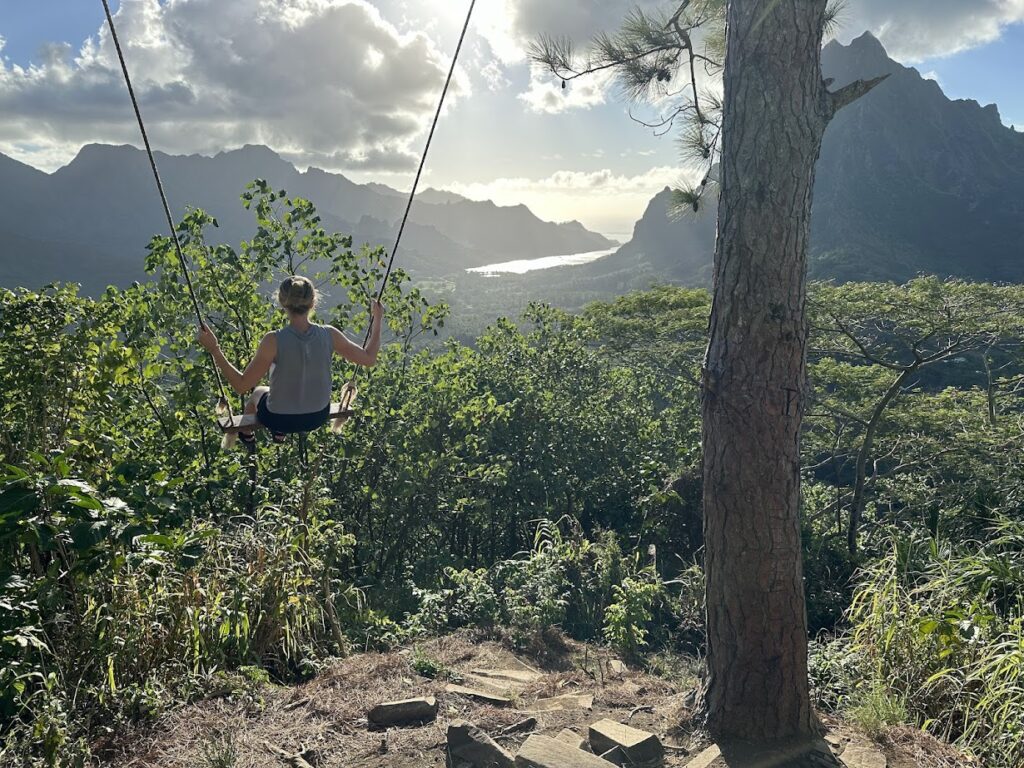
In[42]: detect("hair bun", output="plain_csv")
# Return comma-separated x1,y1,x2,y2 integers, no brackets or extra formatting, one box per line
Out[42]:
278,276,316,313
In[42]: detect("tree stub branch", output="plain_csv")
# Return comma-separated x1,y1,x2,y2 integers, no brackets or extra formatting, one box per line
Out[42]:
827,74,890,117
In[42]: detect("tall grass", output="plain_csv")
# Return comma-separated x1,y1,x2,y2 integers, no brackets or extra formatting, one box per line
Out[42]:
848,522,1024,767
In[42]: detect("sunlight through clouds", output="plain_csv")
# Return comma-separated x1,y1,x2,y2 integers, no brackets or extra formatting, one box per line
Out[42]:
0,0,465,172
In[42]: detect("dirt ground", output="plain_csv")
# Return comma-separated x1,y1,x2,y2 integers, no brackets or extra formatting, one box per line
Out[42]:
108,631,974,768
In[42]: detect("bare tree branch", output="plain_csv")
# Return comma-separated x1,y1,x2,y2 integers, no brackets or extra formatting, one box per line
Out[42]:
827,74,890,117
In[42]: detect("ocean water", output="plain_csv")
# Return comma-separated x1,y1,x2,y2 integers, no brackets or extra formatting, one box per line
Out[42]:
467,245,621,276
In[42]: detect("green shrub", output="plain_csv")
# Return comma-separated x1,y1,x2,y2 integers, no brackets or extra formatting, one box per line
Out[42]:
807,636,862,711
410,567,500,634
603,565,665,658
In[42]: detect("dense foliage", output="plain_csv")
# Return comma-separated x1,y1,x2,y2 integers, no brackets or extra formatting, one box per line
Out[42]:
2,189,1023,765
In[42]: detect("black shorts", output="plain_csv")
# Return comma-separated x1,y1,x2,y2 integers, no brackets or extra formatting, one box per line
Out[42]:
257,393,330,435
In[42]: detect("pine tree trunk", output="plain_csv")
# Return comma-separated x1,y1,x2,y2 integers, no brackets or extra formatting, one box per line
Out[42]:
700,0,831,743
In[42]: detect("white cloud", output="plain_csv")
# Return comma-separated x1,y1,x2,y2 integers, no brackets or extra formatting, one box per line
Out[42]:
518,67,612,114
480,58,511,92
475,0,665,65
838,0,1024,62
442,164,694,234
0,0,465,172
472,0,667,113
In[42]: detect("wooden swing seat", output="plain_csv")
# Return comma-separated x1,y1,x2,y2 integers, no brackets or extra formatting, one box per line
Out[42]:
218,383,358,441
218,403,355,434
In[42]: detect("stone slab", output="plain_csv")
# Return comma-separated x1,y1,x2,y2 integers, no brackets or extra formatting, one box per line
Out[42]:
839,741,887,768
447,720,515,768
607,660,628,676
555,728,587,750
530,693,594,712
684,745,721,768
446,683,512,706
506,656,544,675
464,673,519,693
367,696,438,726
588,719,664,767
515,735,616,768
471,668,542,683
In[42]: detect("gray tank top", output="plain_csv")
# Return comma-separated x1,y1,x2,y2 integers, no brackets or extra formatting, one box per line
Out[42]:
267,325,333,415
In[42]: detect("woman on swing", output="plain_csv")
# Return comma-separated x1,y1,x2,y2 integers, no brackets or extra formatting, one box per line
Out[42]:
197,275,383,447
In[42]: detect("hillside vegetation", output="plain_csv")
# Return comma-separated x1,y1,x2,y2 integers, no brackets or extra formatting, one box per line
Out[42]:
2,190,1023,766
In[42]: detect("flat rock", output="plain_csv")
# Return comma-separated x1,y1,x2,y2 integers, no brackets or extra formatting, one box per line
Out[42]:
607,660,628,676
447,720,515,768
515,735,616,768
684,745,721,768
506,656,544,675
589,719,664,767
464,673,522,693
839,741,887,768
471,668,542,683
530,693,594,712
555,729,587,750
368,696,438,726
446,683,512,706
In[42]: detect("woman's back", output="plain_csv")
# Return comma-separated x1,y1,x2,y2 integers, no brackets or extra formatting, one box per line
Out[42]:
267,324,332,415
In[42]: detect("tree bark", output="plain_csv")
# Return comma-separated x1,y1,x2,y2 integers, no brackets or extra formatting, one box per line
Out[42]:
701,0,838,743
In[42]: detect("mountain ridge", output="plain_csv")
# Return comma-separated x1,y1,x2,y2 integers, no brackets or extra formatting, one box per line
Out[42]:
0,144,614,295
588,31,1024,286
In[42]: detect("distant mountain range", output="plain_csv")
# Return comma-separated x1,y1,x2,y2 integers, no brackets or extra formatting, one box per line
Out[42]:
584,32,1024,286
5,32,1023,299
0,144,613,295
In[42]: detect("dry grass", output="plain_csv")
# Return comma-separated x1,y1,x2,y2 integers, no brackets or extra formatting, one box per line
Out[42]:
108,631,974,768
878,725,982,768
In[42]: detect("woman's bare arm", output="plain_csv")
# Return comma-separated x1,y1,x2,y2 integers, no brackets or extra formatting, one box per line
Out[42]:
329,301,384,367
197,327,276,394
329,326,379,367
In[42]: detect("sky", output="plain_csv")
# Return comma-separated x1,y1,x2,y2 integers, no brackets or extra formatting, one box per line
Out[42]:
1,1,1023,237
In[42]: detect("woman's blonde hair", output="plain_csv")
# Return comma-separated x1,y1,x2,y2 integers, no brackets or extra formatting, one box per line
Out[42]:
278,275,317,315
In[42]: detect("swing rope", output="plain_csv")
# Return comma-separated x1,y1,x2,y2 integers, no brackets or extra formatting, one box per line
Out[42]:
100,0,234,419
102,0,475,431
362,0,476,344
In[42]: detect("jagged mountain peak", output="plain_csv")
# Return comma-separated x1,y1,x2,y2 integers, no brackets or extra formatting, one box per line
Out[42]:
597,33,1024,287
846,30,887,56
823,31,888,61
823,31,904,86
